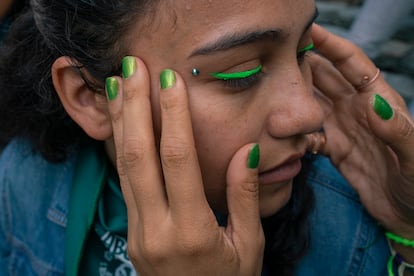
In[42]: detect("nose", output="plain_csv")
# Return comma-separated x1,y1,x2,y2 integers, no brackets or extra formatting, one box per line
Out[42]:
264,69,324,138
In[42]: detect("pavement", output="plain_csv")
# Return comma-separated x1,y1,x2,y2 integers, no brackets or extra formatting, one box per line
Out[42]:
315,0,414,115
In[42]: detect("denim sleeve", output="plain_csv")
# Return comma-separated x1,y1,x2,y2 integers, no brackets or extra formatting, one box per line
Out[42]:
0,140,71,275
295,155,389,275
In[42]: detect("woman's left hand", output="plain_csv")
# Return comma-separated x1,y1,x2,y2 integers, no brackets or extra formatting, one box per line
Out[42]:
308,24,414,239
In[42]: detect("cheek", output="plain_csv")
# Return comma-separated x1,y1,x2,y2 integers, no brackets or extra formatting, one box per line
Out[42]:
259,183,292,217
190,103,257,209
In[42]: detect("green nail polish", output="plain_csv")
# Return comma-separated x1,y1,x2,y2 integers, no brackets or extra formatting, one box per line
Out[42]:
372,94,393,120
160,69,176,90
248,144,260,169
122,56,136,79
105,77,118,101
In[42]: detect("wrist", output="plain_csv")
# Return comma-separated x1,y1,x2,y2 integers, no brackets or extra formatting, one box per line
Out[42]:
387,232,414,249
383,221,414,243
392,241,414,265
386,231,414,276
389,242,414,276
386,230,414,263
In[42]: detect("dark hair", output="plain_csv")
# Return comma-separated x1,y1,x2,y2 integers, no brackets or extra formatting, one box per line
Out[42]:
262,156,314,275
6,0,27,18
0,0,153,161
0,1,314,274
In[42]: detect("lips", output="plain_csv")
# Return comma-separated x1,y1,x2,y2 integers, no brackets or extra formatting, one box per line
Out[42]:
258,157,302,186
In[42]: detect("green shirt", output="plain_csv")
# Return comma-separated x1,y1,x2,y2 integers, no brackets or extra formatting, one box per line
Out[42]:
65,145,134,276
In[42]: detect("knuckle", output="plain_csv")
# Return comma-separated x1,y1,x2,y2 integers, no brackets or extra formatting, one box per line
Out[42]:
397,113,414,139
129,237,168,265
176,234,210,256
126,239,140,262
109,108,122,123
175,222,216,256
122,85,136,103
240,227,264,255
141,242,168,264
240,175,260,201
115,156,128,178
160,93,183,112
122,139,147,165
160,139,195,169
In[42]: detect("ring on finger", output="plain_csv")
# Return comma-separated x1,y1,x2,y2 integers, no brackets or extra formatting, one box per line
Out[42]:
356,68,381,90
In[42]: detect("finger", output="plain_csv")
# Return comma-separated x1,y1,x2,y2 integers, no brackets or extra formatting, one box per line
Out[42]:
311,24,384,92
120,57,168,220
368,93,414,169
308,52,356,101
225,143,263,249
105,75,139,226
158,69,211,217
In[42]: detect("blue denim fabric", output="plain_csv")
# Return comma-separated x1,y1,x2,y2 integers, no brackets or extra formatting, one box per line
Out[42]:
0,141,76,275
0,141,390,275
295,156,389,275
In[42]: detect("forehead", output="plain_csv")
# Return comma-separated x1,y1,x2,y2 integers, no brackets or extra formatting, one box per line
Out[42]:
128,0,315,61
172,0,314,31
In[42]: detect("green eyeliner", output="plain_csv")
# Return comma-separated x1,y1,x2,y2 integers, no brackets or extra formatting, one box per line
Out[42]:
210,64,262,80
208,44,312,81
298,43,314,53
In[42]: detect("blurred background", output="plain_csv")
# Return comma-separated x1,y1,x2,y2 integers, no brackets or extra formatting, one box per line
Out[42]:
316,0,414,116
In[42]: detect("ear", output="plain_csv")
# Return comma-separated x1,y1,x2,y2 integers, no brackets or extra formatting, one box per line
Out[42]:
52,56,112,141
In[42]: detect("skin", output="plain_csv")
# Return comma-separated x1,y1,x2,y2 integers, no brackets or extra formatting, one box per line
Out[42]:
51,0,414,274
107,0,323,217
104,1,322,273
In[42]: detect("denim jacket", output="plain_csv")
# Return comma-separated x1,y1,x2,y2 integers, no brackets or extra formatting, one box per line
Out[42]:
0,140,390,275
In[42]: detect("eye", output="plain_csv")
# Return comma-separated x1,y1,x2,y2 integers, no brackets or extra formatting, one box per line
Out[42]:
297,43,314,64
210,64,264,90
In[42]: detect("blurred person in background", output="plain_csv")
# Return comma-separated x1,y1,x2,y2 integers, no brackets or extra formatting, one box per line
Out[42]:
347,0,414,117
347,0,414,60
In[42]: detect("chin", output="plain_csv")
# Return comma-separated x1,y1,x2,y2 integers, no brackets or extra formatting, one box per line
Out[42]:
259,181,293,218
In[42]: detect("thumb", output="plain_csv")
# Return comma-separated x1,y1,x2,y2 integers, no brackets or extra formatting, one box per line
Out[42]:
225,143,264,247
368,93,414,169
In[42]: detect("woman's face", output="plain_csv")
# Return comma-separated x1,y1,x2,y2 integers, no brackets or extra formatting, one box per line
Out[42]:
123,0,324,217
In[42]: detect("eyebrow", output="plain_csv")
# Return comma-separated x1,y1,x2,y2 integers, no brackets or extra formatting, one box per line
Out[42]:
189,7,319,58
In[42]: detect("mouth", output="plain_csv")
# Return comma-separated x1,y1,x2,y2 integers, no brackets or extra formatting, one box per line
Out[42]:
258,154,303,186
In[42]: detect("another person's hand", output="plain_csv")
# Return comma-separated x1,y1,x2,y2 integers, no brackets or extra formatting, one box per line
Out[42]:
308,24,414,239
105,57,264,276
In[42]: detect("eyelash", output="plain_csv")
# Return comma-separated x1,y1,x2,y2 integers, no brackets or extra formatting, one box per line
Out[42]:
217,43,314,90
221,70,264,90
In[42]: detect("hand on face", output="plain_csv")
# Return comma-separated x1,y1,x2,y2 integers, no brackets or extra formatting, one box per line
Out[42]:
105,57,264,275
308,24,414,237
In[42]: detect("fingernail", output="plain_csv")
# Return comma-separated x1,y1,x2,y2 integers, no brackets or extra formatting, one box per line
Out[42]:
247,144,260,169
372,94,393,120
122,56,136,79
105,77,118,101
160,69,176,90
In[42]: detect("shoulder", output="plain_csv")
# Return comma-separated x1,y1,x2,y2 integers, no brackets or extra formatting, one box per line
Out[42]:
0,139,77,226
0,140,76,275
306,154,358,200
295,155,389,275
